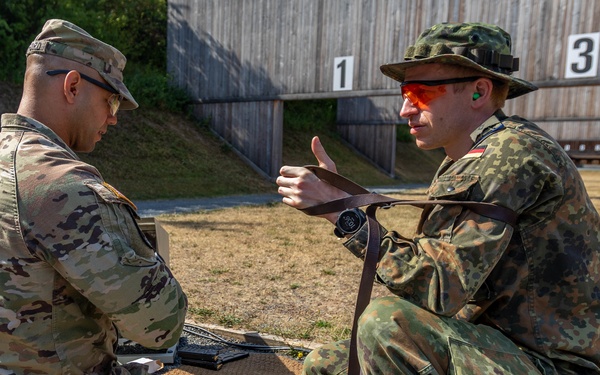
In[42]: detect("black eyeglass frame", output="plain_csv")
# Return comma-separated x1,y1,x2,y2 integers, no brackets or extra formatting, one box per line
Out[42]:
46,69,120,95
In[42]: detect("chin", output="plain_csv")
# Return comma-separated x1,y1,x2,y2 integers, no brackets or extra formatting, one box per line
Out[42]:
415,141,434,150
74,145,96,153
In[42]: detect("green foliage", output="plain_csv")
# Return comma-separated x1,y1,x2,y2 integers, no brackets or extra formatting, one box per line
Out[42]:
188,307,215,318
321,269,336,276
286,348,307,360
0,0,59,82
126,64,191,112
284,99,337,132
313,320,333,329
219,314,243,328
0,0,183,110
396,124,414,142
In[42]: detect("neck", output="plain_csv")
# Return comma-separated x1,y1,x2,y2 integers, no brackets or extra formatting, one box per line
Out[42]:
445,110,497,161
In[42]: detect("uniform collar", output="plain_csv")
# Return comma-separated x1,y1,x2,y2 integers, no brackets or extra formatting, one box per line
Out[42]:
1,113,79,160
469,110,507,144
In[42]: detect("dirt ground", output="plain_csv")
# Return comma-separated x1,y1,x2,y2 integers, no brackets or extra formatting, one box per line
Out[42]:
160,188,428,346
159,168,600,347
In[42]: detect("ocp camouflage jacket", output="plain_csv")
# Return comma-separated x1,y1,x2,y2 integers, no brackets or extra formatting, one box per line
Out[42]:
0,114,188,374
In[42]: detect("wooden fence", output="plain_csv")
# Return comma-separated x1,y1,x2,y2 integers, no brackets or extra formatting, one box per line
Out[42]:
168,0,600,178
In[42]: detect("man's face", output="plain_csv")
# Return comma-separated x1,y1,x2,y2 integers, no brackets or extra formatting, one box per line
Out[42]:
399,63,477,157
70,72,118,153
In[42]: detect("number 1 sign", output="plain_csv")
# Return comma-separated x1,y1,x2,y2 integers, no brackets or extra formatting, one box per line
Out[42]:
333,56,354,91
565,32,600,79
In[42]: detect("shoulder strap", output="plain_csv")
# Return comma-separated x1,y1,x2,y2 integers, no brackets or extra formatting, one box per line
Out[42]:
300,165,518,375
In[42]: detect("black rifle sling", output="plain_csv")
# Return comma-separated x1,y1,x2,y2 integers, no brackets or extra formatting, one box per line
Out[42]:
300,166,518,375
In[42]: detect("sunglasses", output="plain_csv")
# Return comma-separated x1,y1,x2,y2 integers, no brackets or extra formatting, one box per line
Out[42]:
400,76,483,109
46,70,122,116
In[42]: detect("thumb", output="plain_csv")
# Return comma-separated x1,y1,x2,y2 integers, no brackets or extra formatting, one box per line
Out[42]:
311,136,337,173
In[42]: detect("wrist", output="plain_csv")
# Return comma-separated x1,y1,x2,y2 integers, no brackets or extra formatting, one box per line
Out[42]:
334,208,366,238
324,212,340,224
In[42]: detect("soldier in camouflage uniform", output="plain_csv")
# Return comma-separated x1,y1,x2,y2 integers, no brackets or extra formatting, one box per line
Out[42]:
277,22,599,374
0,19,187,374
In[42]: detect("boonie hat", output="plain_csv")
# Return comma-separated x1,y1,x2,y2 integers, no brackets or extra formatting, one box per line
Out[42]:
380,22,537,99
26,19,138,110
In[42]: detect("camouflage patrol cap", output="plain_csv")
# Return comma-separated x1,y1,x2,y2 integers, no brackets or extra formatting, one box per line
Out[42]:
380,22,538,99
26,19,138,110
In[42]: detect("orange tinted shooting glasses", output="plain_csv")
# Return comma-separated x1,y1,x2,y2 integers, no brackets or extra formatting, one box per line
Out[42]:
400,76,483,109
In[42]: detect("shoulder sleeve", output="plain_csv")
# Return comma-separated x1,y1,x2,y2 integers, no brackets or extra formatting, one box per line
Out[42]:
24,176,187,348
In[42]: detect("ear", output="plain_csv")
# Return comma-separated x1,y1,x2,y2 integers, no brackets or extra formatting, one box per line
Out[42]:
471,77,494,108
63,70,83,105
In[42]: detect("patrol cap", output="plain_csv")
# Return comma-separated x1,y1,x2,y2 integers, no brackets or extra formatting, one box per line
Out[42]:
26,19,138,110
380,22,538,99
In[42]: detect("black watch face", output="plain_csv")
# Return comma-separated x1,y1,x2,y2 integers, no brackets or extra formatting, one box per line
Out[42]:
339,210,362,233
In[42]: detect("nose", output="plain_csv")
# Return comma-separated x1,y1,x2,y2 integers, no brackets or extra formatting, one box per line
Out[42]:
399,97,419,118
106,113,118,126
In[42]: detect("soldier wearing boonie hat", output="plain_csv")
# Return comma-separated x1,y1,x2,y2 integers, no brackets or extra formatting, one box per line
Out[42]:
26,18,138,109
278,21,600,375
380,22,538,99
0,19,186,374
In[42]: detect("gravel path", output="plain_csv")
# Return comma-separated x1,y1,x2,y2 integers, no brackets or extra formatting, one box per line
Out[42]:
135,184,428,218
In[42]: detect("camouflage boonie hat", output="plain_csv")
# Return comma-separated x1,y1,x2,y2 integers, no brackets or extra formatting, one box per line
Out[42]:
380,22,538,99
26,19,138,110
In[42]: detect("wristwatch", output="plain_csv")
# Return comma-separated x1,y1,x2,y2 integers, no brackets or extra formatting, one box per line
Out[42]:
334,208,366,238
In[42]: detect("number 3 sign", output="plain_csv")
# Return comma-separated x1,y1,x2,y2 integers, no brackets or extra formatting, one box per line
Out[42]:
565,32,600,79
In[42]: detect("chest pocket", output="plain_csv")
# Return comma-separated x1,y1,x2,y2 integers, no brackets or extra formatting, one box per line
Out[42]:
419,175,480,238
428,174,480,200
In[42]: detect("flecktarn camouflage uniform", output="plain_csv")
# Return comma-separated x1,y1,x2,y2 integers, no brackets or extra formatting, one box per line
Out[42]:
0,114,188,374
304,112,600,374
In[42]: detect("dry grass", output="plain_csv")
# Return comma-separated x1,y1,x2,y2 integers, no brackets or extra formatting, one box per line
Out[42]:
161,168,600,347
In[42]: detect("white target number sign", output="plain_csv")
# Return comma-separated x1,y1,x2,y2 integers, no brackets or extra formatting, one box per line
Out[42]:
333,56,354,91
565,32,600,79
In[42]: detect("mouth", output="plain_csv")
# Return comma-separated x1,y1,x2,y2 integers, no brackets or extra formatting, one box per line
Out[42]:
408,121,426,135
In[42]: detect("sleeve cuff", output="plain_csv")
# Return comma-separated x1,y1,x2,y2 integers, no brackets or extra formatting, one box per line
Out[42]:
342,222,388,259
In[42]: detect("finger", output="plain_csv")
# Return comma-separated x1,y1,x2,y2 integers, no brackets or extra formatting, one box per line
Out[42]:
311,136,337,172
276,184,293,198
277,186,302,208
279,165,308,178
281,196,294,207
275,175,288,187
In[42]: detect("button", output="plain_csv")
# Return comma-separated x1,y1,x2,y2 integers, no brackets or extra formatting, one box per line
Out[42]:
446,186,455,192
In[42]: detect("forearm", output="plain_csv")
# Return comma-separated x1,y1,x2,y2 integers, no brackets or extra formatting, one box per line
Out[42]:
110,267,188,348
343,212,513,316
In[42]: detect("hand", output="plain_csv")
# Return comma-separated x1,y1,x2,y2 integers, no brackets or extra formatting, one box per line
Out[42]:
277,136,350,223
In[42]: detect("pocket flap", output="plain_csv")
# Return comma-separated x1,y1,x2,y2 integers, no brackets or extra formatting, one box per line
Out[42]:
428,175,479,200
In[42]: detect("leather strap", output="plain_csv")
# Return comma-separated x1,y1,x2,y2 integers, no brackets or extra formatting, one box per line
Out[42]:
302,166,518,226
300,166,519,375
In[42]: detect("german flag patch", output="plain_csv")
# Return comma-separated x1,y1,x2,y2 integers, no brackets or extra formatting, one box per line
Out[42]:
462,145,487,159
